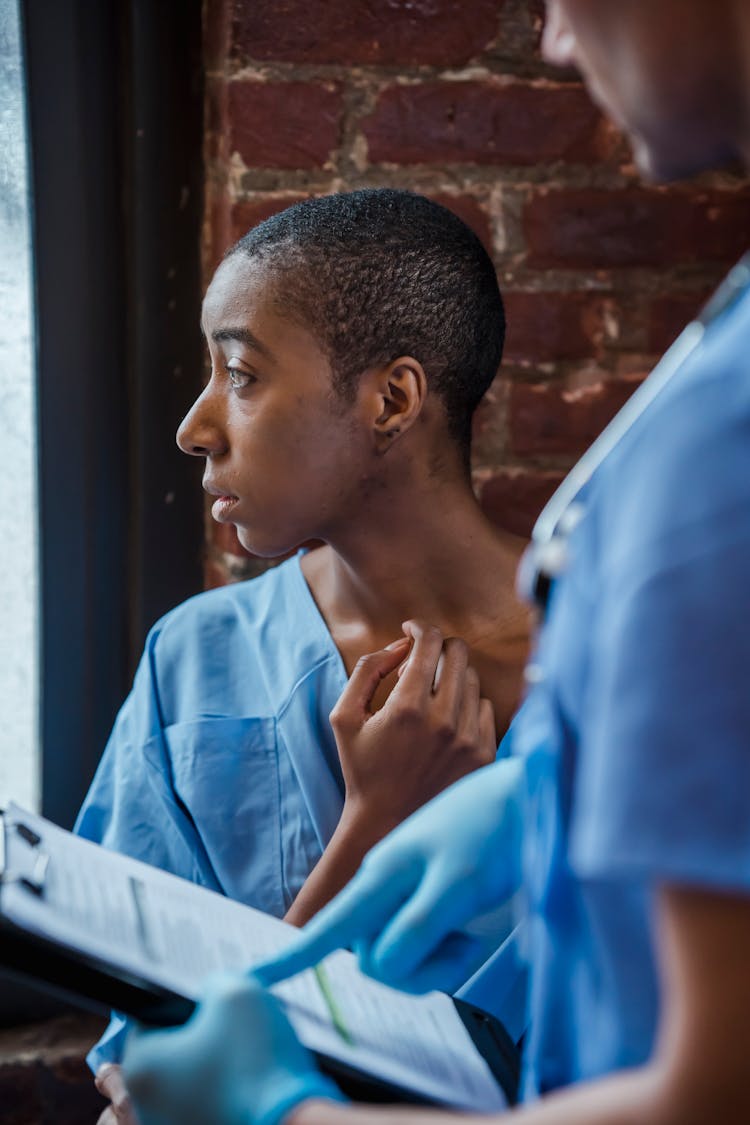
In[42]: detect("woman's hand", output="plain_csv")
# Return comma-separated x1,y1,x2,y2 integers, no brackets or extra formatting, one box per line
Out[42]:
332,619,497,833
284,620,498,927
95,1064,140,1125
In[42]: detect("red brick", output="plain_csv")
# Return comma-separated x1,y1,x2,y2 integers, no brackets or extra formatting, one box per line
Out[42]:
480,468,564,538
503,291,608,363
510,376,643,458
228,192,492,254
528,0,546,39
230,0,503,67
647,290,712,352
429,193,493,251
204,192,232,273
205,78,228,162
211,520,252,559
228,81,342,169
0,1015,107,1125
523,188,750,269
362,81,606,166
204,558,230,590
204,0,231,71
231,195,310,243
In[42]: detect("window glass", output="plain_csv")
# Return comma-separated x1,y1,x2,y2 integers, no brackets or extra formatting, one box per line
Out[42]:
0,0,40,811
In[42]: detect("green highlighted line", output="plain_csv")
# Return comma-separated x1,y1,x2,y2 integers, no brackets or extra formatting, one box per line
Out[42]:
313,962,354,1046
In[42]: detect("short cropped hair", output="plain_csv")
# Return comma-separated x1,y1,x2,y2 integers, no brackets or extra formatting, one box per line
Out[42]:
228,189,505,456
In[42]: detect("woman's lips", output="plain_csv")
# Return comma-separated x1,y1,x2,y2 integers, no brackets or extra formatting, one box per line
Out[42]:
211,495,239,521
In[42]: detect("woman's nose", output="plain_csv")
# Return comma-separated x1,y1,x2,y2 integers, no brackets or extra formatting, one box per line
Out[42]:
176,389,228,457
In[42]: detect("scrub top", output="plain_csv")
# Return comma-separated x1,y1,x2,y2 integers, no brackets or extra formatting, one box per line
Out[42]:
76,553,349,1068
514,275,750,1098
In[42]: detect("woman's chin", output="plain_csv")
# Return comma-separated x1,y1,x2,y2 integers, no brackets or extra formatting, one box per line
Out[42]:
235,527,301,560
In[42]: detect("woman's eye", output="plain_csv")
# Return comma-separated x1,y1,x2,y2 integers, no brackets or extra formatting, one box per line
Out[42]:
227,367,253,390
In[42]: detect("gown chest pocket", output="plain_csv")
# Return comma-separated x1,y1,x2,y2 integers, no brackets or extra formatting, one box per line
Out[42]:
165,716,285,918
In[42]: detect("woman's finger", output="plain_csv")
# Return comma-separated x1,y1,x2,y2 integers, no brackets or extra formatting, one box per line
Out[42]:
455,665,481,748
95,1063,138,1123
393,620,445,704
96,1064,125,1103
478,697,497,763
430,637,469,728
330,638,411,730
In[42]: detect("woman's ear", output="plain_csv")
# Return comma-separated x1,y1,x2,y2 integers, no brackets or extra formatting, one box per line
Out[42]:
367,356,427,453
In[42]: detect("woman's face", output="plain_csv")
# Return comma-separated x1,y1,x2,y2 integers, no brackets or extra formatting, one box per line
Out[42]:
542,0,742,181
178,254,375,557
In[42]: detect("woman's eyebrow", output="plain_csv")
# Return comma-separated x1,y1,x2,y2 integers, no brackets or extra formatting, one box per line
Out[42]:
210,326,275,362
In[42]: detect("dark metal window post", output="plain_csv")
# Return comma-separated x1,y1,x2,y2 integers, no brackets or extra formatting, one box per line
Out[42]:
24,0,205,833
2,0,205,1028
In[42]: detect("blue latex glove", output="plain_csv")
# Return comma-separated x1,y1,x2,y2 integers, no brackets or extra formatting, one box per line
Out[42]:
123,973,345,1125
256,757,525,995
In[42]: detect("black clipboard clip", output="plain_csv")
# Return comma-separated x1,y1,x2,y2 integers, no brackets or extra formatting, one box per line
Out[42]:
0,809,50,897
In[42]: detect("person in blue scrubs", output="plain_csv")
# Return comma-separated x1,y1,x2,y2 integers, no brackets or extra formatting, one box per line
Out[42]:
122,2,750,1123
78,189,532,1119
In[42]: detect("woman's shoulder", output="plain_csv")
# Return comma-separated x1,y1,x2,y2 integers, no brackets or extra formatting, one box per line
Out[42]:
155,555,304,643
144,553,339,714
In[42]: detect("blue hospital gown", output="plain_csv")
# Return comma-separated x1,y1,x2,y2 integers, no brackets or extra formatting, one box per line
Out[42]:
76,553,349,1068
78,551,521,1069
514,274,750,1096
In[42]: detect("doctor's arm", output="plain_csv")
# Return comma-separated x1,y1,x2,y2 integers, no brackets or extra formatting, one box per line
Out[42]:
124,884,750,1125
293,885,750,1124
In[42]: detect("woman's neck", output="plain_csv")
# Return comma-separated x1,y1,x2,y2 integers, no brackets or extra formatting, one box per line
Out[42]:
301,475,527,649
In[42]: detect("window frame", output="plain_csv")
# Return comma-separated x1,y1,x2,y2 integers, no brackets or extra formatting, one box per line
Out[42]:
2,0,205,1029
23,0,206,833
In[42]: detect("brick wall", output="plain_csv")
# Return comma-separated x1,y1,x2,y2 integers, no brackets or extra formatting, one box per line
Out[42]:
202,0,750,587
0,1014,106,1125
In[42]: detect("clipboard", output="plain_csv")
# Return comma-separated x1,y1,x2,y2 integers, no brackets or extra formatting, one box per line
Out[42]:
0,807,519,1108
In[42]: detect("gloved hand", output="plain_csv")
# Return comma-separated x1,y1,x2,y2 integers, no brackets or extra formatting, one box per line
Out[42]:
256,755,525,996
123,974,345,1125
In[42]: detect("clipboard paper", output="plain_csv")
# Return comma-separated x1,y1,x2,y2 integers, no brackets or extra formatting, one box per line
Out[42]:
0,804,511,1111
